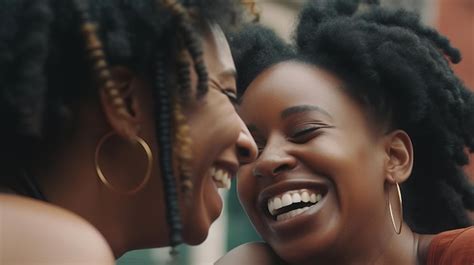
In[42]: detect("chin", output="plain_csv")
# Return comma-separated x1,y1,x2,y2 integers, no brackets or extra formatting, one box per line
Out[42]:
182,190,223,245
268,225,341,265
182,210,219,245
273,242,323,265
183,226,210,245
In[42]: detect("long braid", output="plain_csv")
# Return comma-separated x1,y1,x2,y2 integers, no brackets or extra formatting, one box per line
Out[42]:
0,0,53,168
175,43,193,102
12,0,53,137
161,0,209,98
72,0,133,131
174,46,194,198
154,51,183,251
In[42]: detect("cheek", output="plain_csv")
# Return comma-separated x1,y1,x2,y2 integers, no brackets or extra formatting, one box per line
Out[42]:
237,165,258,213
302,131,381,177
301,133,385,211
236,164,270,237
189,92,240,144
186,97,240,171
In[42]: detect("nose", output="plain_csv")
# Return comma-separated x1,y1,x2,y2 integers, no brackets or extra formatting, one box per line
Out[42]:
253,139,297,178
235,118,258,164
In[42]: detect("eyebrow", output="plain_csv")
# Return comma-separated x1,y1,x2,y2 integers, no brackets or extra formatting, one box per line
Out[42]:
281,105,332,120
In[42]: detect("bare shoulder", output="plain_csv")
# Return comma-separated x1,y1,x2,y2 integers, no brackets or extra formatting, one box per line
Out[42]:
0,194,115,265
215,242,285,265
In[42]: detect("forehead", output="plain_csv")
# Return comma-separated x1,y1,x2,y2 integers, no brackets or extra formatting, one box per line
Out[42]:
238,61,375,134
239,62,344,116
201,23,236,75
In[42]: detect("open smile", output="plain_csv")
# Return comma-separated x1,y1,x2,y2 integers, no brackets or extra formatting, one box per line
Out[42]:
208,164,237,190
258,179,329,226
267,188,325,221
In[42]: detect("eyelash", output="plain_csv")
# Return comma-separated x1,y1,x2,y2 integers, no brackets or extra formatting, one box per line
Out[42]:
252,122,332,157
289,124,331,143
222,89,238,106
292,126,319,138
254,126,321,156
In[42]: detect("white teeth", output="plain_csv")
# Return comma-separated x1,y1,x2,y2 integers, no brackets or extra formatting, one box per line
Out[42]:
281,194,292,207
215,169,224,181
301,191,310,202
273,197,282,209
267,189,324,217
291,193,302,203
267,200,275,214
316,194,322,202
276,206,311,221
210,166,232,190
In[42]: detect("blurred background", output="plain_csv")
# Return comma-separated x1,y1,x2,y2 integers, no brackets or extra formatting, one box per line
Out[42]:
117,0,474,264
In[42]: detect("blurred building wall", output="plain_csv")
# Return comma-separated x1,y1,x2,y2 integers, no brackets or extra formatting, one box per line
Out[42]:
382,0,438,24
256,0,301,41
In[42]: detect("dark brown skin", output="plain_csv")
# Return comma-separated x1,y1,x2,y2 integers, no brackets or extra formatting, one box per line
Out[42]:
215,242,285,265
1,25,257,260
180,24,258,245
225,61,435,265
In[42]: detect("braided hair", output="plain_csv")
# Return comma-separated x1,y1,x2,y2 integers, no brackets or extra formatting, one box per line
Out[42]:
0,0,241,249
231,0,474,233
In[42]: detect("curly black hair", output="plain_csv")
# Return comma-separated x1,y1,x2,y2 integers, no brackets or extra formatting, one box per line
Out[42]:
231,0,474,233
229,24,296,97
0,0,242,249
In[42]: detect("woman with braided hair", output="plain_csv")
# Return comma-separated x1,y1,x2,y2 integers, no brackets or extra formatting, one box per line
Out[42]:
217,0,474,264
0,0,257,263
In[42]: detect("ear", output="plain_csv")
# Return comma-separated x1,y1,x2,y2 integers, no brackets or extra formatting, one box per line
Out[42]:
383,130,414,184
100,66,142,141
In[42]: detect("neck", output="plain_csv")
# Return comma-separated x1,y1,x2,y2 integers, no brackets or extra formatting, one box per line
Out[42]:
34,134,170,258
296,223,424,265
364,224,420,265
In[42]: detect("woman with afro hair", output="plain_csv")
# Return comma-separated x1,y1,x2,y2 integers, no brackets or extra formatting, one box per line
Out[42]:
218,0,474,264
0,0,258,263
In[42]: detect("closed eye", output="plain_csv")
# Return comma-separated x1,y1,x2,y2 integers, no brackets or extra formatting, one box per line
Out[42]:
289,124,333,143
222,89,238,106
292,127,318,138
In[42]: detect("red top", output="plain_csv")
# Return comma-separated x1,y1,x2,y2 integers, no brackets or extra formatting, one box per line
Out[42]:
426,226,474,265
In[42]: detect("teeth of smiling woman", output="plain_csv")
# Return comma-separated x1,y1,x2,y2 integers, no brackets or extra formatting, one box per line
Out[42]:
276,206,311,222
210,166,232,190
267,189,323,218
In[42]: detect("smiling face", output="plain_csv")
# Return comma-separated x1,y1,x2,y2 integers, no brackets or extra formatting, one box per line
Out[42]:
180,24,257,245
237,61,392,263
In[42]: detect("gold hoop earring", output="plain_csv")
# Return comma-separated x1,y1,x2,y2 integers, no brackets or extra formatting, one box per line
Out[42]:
388,182,403,234
95,132,153,195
